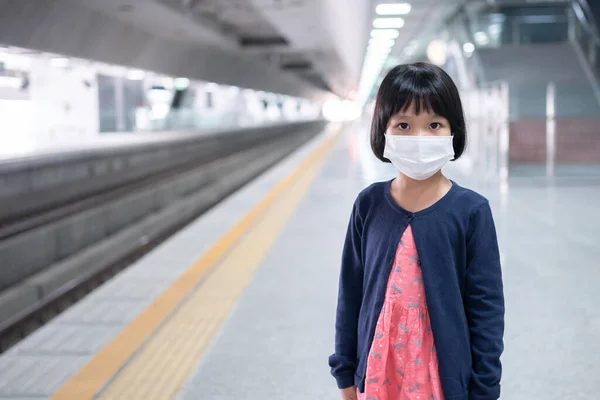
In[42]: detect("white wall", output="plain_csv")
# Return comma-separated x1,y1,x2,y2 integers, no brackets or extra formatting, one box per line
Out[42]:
321,0,370,86
28,58,99,141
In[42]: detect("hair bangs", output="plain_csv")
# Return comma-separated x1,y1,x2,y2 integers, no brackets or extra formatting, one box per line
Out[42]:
392,72,448,118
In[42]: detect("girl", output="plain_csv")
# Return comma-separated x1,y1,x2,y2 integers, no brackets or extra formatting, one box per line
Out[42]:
328,63,505,400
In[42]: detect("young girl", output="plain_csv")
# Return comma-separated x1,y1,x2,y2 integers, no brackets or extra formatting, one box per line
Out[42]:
329,63,505,400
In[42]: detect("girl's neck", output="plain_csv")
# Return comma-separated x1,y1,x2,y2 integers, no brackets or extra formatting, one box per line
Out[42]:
391,171,452,213
395,171,448,190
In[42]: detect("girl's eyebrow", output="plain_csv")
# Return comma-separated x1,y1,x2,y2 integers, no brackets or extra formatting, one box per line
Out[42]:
393,113,442,118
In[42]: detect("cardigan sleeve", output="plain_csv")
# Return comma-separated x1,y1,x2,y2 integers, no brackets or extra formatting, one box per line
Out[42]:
328,201,364,389
465,201,505,400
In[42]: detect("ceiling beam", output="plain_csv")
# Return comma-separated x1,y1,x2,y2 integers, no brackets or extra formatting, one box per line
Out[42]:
0,0,328,99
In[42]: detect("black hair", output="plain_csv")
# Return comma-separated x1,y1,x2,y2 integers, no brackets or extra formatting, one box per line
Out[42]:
370,62,467,162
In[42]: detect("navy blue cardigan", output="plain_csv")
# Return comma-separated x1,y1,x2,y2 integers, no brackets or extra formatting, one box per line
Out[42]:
329,180,504,400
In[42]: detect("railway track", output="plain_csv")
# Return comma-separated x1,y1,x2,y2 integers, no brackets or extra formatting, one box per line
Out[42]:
0,127,317,353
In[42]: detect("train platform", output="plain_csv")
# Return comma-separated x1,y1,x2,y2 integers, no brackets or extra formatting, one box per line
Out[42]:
1,122,599,400
0,120,294,163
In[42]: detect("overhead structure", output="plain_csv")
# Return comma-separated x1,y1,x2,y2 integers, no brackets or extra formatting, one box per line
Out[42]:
0,0,371,100
356,0,464,107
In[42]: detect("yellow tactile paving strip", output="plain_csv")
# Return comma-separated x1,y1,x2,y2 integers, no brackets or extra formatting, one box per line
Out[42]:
50,128,340,400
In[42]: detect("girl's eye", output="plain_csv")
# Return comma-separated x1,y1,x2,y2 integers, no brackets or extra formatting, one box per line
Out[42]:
430,122,442,130
398,123,410,130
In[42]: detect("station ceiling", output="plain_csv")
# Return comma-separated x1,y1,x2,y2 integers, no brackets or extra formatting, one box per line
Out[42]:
0,0,465,100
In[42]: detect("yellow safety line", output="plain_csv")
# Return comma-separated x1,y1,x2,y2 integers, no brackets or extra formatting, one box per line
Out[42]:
97,138,331,399
50,128,340,400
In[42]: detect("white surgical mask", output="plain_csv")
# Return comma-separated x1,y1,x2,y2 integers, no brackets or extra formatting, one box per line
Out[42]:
383,134,454,180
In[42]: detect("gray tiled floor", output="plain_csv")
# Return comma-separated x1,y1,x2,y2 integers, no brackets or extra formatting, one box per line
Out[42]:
178,125,368,400
493,180,600,399
179,121,600,400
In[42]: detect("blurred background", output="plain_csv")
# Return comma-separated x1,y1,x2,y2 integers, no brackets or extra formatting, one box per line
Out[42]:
0,0,598,177
0,1,598,399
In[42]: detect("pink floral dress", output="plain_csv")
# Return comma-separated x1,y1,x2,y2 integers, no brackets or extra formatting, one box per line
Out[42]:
359,225,444,400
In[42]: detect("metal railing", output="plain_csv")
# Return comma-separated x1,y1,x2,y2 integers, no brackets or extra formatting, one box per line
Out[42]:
569,0,600,105
458,0,600,108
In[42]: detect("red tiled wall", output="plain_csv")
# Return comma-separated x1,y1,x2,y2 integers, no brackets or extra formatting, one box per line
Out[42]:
555,120,600,163
509,121,546,163
509,119,600,164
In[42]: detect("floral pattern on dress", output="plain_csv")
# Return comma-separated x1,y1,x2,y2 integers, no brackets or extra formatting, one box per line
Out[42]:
359,224,444,400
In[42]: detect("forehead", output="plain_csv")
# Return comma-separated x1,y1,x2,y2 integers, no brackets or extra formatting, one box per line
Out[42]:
392,102,439,117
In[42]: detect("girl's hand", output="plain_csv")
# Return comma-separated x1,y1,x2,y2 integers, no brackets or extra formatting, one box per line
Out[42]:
340,386,359,400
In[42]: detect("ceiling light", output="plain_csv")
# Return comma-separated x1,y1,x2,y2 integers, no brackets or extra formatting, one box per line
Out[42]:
370,29,400,39
426,40,447,66
367,43,392,52
369,38,395,47
489,23,502,36
474,31,489,45
127,69,145,80
373,18,405,29
366,53,390,62
50,57,69,68
367,43,393,51
463,42,475,53
174,77,190,89
376,3,412,15
367,50,392,59
366,48,390,55
365,51,384,60
368,43,394,53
